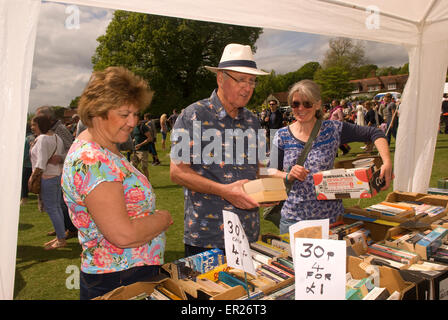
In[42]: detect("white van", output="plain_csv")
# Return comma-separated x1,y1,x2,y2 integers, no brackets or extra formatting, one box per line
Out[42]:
374,91,401,101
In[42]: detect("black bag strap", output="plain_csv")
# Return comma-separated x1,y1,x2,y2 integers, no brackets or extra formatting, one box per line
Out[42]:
295,118,322,166
284,119,322,191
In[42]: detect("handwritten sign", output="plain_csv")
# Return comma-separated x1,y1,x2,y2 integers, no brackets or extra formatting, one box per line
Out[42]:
223,210,256,277
294,238,346,300
289,219,329,263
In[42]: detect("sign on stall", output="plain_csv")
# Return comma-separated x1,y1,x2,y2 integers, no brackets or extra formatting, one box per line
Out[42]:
294,237,346,300
223,210,256,277
288,218,329,263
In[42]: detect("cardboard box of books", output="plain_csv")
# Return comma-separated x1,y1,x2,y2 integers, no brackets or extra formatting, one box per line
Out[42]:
347,255,416,300
334,155,383,170
344,202,415,224
437,178,448,189
313,166,384,200
93,276,187,300
385,191,448,224
342,213,399,242
243,178,287,203
384,225,448,261
161,248,226,280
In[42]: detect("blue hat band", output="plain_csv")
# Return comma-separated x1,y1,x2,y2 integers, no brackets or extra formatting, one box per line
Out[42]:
218,60,257,69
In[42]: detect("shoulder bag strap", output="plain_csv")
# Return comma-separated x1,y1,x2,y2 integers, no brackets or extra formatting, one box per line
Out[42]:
296,118,322,166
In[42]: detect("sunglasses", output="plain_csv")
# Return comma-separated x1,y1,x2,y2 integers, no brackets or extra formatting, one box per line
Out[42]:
291,100,313,109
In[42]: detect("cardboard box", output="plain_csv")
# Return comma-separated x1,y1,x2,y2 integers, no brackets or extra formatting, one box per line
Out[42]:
343,213,399,242
313,167,384,200
437,178,448,189
334,155,383,170
416,194,448,224
385,192,448,224
93,276,187,300
347,255,416,299
428,188,448,196
243,178,287,203
345,204,413,224
399,268,448,300
414,227,448,260
162,248,225,280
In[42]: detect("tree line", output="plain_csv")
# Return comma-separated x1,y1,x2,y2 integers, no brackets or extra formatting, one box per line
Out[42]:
66,11,411,116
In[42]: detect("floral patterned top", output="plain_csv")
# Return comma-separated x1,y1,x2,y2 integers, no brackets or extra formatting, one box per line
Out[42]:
273,120,385,223
61,139,165,274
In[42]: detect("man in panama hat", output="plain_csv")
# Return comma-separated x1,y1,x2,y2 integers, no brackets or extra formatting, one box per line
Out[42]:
170,43,269,256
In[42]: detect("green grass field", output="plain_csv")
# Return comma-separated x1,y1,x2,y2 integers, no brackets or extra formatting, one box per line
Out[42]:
14,132,448,299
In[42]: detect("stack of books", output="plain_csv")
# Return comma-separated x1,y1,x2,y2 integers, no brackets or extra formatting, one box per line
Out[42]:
366,202,414,217
367,243,420,265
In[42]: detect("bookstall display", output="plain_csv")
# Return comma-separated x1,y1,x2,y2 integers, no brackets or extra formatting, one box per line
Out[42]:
95,191,448,301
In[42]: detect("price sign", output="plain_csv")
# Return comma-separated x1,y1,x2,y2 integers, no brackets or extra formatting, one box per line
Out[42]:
294,238,346,300
289,218,329,264
223,210,256,277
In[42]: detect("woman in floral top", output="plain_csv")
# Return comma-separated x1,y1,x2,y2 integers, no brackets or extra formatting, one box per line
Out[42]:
61,67,173,300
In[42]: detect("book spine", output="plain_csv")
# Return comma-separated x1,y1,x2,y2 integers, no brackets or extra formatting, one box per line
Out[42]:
260,264,290,280
271,261,295,277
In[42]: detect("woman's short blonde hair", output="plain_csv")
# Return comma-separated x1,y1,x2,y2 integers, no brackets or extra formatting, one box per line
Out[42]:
287,79,323,119
78,66,153,127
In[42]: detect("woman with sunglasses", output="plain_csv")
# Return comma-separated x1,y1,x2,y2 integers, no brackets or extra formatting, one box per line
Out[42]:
269,80,393,234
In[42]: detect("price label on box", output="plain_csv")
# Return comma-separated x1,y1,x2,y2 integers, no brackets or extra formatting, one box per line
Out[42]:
294,238,346,300
223,210,256,277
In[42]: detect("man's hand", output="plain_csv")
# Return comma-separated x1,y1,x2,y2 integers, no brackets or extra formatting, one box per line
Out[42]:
220,179,259,210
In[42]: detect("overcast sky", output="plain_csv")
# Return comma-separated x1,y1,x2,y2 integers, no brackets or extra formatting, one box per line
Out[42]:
28,2,409,113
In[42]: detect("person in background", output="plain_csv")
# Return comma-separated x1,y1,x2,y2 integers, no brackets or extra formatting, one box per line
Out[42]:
21,122,34,206
61,66,173,300
170,43,270,257
441,93,448,134
144,113,161,166
132,114,152,177
329,99,351,155
160,113,168,150
35,106,77,239
261,99,284,146
384,93,398,145
168,109,178,130
30,115,66,249
268,80,393,234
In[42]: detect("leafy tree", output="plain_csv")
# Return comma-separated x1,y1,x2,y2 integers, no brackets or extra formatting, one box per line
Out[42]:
68,96,80,109
322,37,367,77
352,64,378,79
92,11,262,116
314,66,353,103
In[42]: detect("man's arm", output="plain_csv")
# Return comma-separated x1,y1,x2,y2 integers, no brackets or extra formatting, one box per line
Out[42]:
170,160,259,210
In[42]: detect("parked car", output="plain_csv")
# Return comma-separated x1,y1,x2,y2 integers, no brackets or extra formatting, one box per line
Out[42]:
374,91,401,101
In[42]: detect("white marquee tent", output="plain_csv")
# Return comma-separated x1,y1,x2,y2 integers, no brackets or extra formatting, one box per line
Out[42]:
1,0,447,300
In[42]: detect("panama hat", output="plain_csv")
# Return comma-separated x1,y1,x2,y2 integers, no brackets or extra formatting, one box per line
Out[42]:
205,43,269,76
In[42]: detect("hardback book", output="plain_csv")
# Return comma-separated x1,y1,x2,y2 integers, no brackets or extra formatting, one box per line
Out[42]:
243,178,287,203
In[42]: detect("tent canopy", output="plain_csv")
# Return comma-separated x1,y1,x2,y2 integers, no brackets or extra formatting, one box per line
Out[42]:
1,0,447,299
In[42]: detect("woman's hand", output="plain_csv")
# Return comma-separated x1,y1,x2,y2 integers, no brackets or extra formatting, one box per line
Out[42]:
379,161,394,191
154,209,174,231
287,165,310,182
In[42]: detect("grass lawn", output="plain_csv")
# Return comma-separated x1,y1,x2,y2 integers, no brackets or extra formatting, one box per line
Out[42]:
14,132,448,299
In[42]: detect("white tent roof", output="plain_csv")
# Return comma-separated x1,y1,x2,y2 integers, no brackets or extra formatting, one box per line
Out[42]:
1,0,448,299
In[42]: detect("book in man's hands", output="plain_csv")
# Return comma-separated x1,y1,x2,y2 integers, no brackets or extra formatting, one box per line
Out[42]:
243,178,287,203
